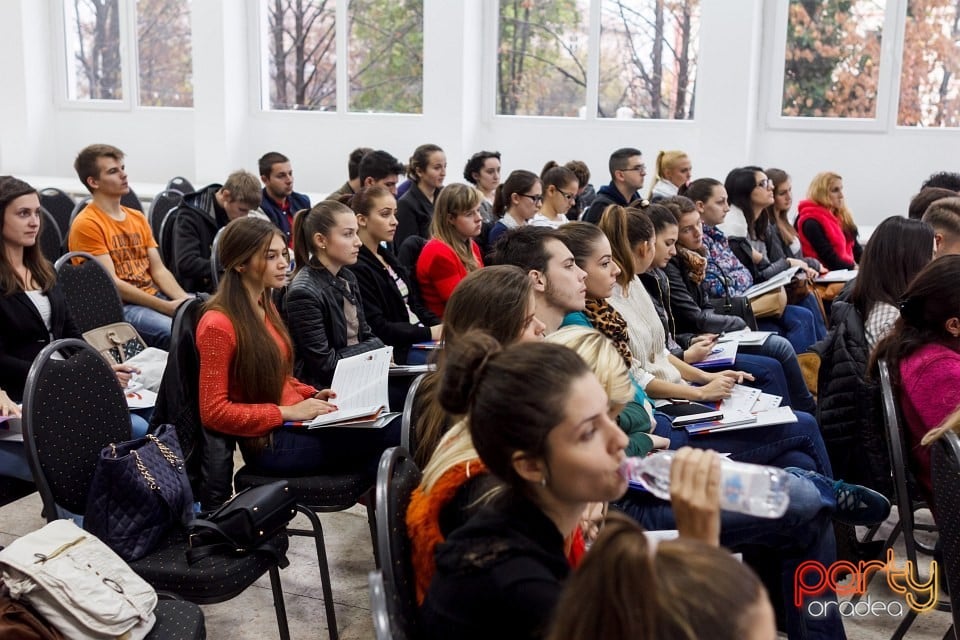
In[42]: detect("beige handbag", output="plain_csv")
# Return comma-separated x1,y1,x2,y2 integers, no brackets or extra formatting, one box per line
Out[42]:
82,322,147,365
750,287,788,319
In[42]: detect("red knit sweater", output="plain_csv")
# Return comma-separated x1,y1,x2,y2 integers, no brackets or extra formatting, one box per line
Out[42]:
197,309,317,437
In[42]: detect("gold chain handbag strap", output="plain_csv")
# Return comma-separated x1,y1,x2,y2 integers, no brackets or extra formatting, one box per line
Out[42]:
146,434,183,470
132,450,159,491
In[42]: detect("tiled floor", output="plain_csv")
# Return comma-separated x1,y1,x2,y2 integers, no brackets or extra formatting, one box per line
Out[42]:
0,492,953,639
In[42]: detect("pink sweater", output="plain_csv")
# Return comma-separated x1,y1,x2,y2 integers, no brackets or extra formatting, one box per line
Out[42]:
899,342,960,499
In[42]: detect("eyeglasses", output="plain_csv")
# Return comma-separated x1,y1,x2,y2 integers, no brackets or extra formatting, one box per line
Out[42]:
622,165,647,173
557,188,576,201
519,193,544,204
755,178,771,189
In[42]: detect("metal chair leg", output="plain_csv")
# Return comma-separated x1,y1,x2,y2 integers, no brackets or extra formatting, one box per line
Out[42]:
365,489,379,570
268,565,291,640
296,505,339,640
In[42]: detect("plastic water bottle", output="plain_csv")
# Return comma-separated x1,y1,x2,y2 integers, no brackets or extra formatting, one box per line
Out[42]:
621,451,790,518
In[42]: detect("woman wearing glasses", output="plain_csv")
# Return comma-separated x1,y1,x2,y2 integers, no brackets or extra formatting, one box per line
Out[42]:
487,170,542,247
416,184,486,318
531,162,579,228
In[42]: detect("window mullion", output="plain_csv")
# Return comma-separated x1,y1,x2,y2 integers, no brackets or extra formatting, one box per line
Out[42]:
585,0,602,121
336,0,348,113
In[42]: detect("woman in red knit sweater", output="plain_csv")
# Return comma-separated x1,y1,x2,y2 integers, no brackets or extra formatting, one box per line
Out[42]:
416,183,485,317
197,217,394,475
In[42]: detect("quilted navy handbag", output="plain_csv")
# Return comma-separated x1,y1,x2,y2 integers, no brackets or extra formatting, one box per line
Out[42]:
85,424,195,561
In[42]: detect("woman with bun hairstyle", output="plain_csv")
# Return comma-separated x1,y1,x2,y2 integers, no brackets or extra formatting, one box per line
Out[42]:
487,169,542,247
198,216,397,475
647,150,691,202
531,162,578,228
420,330,725,639
346,185,441,364
415,183,485,318
872,255,960,504
797,171,863,270
395,143,447,249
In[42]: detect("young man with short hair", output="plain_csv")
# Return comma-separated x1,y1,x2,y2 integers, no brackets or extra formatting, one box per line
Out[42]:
357,149,404,196
923,196,960,257
583,147,647,223
258,151,311,242
489,226,587,333
325,147,373,201
68,144,191,349
173,170,263,293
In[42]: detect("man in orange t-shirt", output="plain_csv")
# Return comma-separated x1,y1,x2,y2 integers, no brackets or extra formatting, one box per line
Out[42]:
68,144,191,349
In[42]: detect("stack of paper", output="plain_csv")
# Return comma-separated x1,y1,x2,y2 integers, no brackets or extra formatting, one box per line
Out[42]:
693,340,738,369
815,269,858,283
742,268,799,300
304,347,399,428
717,329,775,346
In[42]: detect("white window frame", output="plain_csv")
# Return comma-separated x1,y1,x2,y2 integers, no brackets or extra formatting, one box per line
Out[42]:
51,0,193,112
761,0,908,132
250,0,424,118
482,0,699,126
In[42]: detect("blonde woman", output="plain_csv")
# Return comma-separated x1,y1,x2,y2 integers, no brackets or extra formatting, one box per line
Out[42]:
796,171,863,270
415,183,485,317
648,150,691,201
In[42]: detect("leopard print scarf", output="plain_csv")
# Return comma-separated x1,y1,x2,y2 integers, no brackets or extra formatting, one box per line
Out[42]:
678,247,707,285
584,298,632,370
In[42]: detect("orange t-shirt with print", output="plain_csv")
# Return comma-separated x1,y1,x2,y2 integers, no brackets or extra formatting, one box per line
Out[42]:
68,202,159,295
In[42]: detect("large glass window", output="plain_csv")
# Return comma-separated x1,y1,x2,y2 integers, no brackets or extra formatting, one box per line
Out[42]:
495,0,699,119
598,0,700,119
898,0,960,127
781,0,886,118
62,0,193,107
260,0,424,113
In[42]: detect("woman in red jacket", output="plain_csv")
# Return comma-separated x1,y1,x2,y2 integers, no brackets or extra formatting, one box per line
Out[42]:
416,183,485,317
796,171,863,270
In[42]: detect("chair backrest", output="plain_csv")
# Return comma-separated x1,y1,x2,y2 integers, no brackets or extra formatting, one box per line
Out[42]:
69,196,92,226
368,570,393,640
931,430,960,632
210,226,226,290
120,188,143,213
397,235,428,272
149,190,184,243
39,187,75,239
158,206,181,269
54,251,125,332
878,359,921,565
400,374,427,457
22,339,131,519
374,447,422,640
39,207,63,262
166,176,194,195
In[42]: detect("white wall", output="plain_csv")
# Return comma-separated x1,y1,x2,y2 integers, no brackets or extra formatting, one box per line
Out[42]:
0,0,957,226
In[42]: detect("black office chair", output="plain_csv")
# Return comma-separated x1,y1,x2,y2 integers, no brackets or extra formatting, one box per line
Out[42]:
209,226,226,290
69,196,92,226
149,190,184,243
157,206,181,270
372,447,421,640
121,188,144,213
877,360,949,639
167,176,195,195
38,208,63,262
54,251,125,332
931,430,960,640
38,187,75,242
368,570,391,640
400,373,427,458
21,339,291,639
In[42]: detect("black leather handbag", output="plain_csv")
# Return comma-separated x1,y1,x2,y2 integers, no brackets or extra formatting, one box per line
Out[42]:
186,480,296,566
85,424,195,561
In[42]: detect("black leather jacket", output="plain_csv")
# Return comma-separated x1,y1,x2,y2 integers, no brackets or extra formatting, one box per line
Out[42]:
664,256,747,336
284,263,384,388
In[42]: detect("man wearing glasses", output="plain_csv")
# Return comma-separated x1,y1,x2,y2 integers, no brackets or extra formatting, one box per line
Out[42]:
583,147,647,223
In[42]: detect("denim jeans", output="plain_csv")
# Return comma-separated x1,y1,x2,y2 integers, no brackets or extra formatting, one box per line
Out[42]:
741,334,817,414
0,438,32,482
124,293,173,350
615,468,844,640
731,353,790,400
759,304,820,354
245,415,402,476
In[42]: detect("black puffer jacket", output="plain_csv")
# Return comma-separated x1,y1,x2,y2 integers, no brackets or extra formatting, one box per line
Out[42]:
284,264,385,388
813,300,891,496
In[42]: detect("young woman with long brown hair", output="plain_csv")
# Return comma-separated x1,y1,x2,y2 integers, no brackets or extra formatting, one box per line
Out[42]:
797,171,863,270
197,216,397,475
